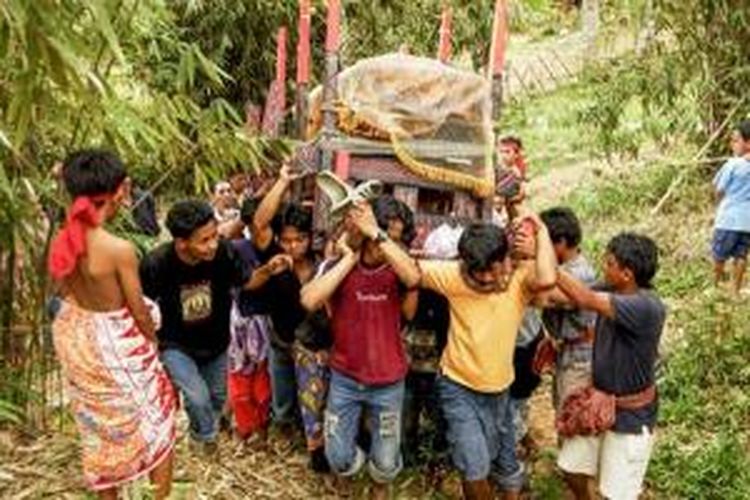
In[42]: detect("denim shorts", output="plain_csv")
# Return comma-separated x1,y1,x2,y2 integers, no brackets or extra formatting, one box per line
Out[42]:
437,375,524,491
712,229,750,261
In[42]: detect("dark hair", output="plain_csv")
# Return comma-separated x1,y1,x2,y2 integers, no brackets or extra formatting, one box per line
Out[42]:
540,207,582,248
458,223,509,273
499,135,523,151
607,232,659,288
372,195,416,246
272,203,313,236
736,120,750,141
240,197,260,226
62,149,127,199
166,199,216,239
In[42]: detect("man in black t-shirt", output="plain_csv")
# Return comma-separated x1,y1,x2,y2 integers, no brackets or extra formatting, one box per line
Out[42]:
554,232,666,500
140,200,266,451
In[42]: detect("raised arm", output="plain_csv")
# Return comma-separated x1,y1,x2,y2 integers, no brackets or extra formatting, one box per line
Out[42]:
251,164,300,250
118,242,156,341
349,202,421,288
300,249,359,312
533,286,574,308
516,213,557,292
556,269,614,319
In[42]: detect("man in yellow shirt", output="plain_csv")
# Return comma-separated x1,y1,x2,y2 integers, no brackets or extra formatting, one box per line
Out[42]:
419,220,557,499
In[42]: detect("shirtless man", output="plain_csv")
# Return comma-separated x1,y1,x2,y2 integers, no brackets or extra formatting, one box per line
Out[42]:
48,149,176,499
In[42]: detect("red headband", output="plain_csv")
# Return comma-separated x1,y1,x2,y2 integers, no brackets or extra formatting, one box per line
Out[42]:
48,196,107,280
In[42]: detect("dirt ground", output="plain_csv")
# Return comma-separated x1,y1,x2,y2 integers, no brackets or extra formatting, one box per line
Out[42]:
0,378,564,499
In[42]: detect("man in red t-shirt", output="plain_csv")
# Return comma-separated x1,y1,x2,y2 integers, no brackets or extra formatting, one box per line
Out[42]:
301,196,420,499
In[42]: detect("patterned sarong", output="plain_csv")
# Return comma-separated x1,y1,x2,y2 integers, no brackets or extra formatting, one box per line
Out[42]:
292,342,330,451
52,298,176,491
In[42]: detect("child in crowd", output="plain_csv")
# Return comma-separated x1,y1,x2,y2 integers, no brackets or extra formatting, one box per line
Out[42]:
508,308,543,457
494,136,529,225
401,288,450,467
227,198,273,441
555,233,666,500
535,207,597,494
251,164,331,472
498,135,529,181
712,119,750,294
212,181,239,223
538,207,597,406
301,196,419,500
49,149,176,499
401,227,452,468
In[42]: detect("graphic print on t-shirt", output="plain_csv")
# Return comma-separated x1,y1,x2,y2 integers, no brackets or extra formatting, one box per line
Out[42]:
180,282,212,323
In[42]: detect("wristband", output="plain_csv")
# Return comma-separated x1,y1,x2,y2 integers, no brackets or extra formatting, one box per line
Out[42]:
373,228,389,244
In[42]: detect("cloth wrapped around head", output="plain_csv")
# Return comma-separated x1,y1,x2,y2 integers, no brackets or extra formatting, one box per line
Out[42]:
47,148,128,281
48,196,105,281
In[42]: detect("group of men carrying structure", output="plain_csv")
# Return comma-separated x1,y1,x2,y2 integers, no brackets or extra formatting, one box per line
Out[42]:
45,119,687,500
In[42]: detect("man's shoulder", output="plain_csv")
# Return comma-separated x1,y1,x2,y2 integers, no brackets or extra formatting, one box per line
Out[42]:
717,157,750,179
612,289,666,322
565,254,596,282
92,229,135,258
420,259,461,276
638,289,666,315
142,241,173,265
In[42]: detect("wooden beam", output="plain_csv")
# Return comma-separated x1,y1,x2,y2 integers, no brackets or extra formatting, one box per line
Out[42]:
295,0,311,138
488,0,509,122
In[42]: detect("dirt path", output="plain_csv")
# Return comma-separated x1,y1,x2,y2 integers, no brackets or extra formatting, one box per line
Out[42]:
505,29,640,101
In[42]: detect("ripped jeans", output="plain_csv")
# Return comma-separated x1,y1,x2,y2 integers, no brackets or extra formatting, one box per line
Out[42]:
324,370,405,483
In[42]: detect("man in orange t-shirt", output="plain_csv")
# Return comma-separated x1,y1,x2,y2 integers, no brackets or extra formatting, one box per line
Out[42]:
419,220,557,499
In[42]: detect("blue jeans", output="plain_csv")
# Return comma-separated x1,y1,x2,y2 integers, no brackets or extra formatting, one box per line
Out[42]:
324,370,405,483
437,375,524,491
161,349,227,442
269,345,298,424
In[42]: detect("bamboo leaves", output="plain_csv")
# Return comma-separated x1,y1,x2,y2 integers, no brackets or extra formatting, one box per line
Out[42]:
84,0,126,66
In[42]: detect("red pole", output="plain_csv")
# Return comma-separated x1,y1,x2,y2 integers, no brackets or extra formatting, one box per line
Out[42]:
437,6,453,63
489,0,509,76
296,0,311,84
325,0,341,54
276,26,288,85
334,151,350,180
296,0,311,139
262,26,288,137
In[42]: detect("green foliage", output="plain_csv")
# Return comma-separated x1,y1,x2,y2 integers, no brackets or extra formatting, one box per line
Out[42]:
650,431,750,500
648,297,750,498
0,0,285,424
580,0,750,158
174,0,577,112
503,82,598,174
0,397,24,425
564,160,677,221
